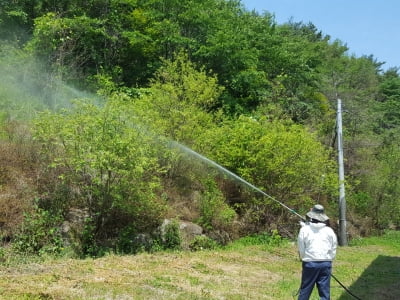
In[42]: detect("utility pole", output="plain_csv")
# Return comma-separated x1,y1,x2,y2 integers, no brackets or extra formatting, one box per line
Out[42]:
337,99,348,246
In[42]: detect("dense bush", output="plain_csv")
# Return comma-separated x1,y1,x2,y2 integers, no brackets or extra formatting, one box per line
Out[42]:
13,202,63,256
189,235,219,251
33,98,168,252
197,178,236,231
196,116,338,213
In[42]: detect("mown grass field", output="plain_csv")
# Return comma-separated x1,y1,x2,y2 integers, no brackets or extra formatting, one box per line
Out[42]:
0,231,398,300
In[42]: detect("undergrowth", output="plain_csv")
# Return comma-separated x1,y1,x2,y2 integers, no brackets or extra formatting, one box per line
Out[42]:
12,201,64,256
224,229,286,250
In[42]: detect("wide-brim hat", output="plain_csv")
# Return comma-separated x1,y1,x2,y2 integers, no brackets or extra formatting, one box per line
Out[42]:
306,204,329,222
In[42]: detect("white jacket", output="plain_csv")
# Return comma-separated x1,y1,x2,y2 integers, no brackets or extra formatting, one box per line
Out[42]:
298,222,337,262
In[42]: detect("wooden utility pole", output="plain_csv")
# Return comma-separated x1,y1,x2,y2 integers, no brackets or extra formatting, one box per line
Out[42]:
337,99,348,246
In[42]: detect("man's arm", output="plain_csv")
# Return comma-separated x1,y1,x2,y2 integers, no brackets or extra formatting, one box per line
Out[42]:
332,231,338,259
297,228,306,261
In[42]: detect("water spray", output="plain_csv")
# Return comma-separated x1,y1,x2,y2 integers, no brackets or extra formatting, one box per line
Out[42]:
172,142,305,221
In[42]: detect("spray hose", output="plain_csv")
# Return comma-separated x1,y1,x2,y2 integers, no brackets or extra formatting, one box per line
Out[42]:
331,273,363,300
293,273,363,300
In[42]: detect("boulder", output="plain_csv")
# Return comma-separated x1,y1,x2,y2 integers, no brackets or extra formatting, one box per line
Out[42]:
160,219,203,249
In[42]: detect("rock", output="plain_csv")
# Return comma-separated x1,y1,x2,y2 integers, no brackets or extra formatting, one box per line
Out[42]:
60,208,89,246
160,219,203,250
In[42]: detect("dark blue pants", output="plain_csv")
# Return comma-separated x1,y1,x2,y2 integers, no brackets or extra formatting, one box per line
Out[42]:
298,261,332,300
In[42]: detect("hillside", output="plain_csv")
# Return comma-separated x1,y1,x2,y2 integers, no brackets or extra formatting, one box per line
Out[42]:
0,231,398,299
0,0,400,257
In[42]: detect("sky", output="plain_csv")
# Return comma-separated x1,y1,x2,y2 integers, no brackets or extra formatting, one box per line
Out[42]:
241,0,400,70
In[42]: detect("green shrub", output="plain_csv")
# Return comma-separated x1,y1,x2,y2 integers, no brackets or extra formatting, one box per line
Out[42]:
189,235,219,251
33,97,167,253
198,179,236,231
80,217,101,257
116,226,158,254
225,230,284,250
197,116,338,211
116,221,182,254
13,202,63,256
162,220,182,251
79,216,113,258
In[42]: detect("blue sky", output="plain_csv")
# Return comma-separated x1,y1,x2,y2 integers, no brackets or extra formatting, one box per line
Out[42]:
241,0,399,70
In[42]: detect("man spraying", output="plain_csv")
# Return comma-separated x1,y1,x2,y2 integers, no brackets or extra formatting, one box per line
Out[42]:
297,204,338,300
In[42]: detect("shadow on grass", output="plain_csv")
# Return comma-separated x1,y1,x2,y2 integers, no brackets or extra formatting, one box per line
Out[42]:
337,255,400,300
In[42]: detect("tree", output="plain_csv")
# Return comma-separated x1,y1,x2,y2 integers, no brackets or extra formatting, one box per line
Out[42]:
131,51,223,144
27,13,120,87
196,116,338,222
375,68,400,131
354,132,400,228
33,98,168,248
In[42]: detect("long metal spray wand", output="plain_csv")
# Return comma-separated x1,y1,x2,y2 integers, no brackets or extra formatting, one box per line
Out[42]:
173,142,306,221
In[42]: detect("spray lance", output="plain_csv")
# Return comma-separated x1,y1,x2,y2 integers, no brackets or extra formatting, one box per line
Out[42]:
173,142,306,221
238,180,306,222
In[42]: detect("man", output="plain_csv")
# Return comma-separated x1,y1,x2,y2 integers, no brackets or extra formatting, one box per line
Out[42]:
297,204,338,300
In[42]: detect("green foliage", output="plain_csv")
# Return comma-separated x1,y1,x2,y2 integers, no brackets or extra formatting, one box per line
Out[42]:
162,219,182,251
132,51,223,144
225,230,285,250
116,226,160,255
116,226,139,254
80,216,103,257
197,179,236,231
28,13,116,86
33,97,168,250
378,68,400,102
197,116,337,211
189,235,219,251
376,99,400,131
13,0,338,120
1,0,400,241
353,131,400,229
0,1,31,43
373,137,400,227
0,42,86,119
349,230,400,250
116,220,182,254
348,191,374,216
13,202,63,256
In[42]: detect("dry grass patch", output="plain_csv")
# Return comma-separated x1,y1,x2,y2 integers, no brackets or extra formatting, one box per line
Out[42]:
0,232,398,299
0,246,300,300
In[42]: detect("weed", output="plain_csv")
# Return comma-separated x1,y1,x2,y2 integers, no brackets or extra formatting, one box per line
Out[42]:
13,201,63,256
198,178,236,231
189,235,219,251
225,229,285,250
162,219,182,250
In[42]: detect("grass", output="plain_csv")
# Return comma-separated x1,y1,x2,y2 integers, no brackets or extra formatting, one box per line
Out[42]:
0,231,398,299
